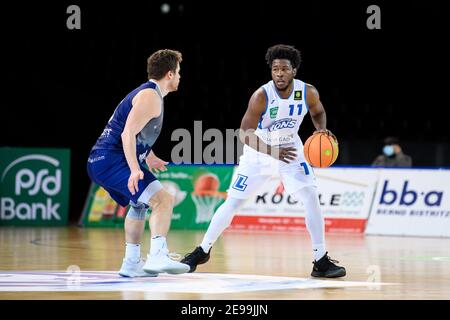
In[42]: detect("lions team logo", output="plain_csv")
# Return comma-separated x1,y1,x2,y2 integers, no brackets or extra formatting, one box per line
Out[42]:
294,90,302,100
269,107,278,119
268,118,297,132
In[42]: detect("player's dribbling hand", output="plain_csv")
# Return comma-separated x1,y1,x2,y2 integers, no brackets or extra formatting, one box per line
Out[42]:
271,146,297,163
128,169,144,195
314,129,337,142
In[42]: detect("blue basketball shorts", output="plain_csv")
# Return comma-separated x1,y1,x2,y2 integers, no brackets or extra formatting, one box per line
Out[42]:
86,149,163,207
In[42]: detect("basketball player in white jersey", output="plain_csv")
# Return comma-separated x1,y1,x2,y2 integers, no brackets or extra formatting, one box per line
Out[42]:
182,44,346,278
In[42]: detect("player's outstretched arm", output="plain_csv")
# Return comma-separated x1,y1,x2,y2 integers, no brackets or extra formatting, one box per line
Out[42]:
239,88,297,163
122,89,162,195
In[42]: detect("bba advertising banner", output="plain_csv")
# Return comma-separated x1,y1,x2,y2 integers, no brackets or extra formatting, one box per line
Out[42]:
230,168,378,233
365,169,450,237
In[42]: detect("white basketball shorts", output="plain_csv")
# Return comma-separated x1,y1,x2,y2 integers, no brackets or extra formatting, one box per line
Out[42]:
227,144,317,199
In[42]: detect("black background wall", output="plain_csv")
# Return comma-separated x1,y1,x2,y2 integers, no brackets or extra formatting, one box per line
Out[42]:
2,0,447,222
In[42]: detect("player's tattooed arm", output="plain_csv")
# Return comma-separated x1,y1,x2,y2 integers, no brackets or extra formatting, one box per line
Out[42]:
307,84,335,139
239,88,296,163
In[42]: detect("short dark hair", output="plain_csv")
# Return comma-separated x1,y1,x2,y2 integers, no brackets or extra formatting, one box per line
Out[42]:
265,44,301,70
384,136,400,145
147,49,182,80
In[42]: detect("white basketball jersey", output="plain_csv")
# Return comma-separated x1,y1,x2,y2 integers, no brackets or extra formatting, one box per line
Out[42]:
255,79,308,147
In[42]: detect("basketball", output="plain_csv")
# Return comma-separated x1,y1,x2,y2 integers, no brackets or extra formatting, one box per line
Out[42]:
194,173,220,194
303,132,339,168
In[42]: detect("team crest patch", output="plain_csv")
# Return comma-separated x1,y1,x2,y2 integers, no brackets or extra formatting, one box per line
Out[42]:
269,107,279,119
294,90,302,100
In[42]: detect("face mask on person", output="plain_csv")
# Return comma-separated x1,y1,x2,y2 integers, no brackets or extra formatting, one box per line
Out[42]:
383,145,395,157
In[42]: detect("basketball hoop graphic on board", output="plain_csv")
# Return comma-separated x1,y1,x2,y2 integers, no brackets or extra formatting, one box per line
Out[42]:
191,173,227,224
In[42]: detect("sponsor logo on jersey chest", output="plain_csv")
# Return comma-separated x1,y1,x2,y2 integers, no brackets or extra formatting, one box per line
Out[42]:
269,107,279,119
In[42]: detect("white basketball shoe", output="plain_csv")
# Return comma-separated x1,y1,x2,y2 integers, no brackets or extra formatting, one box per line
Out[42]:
143,249,190,274
119,258,158,277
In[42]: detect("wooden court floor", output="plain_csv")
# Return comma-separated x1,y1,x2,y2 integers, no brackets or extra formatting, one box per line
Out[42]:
1,226,450,300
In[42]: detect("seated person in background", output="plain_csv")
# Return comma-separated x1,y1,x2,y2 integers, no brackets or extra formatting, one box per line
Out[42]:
372,136,412,167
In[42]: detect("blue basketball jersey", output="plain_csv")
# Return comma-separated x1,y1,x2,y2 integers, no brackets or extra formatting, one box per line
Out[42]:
92,80,164,162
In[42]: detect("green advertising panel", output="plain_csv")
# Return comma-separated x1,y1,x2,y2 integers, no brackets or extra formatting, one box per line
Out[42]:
158,165,233,229
80,165,234,230
0,147,70,226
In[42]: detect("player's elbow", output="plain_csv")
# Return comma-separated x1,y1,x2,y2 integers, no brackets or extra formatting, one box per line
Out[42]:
121,129,134,142
238,129,246,144
311,109,326,122
310,108,325,117
238,127,255,145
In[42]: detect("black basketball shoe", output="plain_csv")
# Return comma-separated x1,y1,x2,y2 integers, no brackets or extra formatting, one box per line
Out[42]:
181,246,211,273
311,252,346,278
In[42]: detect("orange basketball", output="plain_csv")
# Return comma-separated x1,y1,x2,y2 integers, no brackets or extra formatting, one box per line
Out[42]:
303,132,339,168
194,174,220,194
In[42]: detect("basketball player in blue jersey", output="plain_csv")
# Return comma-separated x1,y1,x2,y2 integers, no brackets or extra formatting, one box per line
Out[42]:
182,45,346,278
87,49,190,277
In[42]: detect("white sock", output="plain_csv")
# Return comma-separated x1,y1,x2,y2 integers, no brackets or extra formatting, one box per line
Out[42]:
292,186,327,261
200,197,246,253
125,243,141,262
150,235,167,256
312,244,327,261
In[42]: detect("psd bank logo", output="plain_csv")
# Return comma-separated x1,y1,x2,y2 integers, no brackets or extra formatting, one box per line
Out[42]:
379,180,443,207
0,149,70,226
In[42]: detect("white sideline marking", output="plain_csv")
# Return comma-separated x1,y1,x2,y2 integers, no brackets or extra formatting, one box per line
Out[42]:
0,271,396,293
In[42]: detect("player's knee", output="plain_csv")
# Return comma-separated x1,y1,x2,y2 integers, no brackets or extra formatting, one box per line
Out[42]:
160,189,175,207
149,189,174,210
224,197,246,211
127,203,148,220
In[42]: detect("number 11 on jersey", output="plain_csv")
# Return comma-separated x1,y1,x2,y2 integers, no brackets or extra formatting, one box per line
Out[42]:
288,104,302,116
